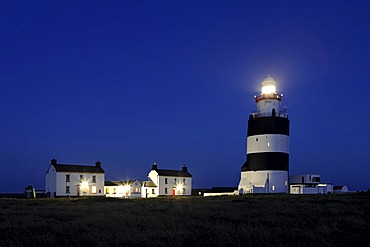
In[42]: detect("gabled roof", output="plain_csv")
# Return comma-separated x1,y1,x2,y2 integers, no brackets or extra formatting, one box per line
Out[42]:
52,164,104,173
142,180,157,187
153,169,192,177
104,180,140,186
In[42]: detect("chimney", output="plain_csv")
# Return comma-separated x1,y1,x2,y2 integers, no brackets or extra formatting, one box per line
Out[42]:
51,159,57,166
182,164,188,172
95,161,102,167
152,162,157,170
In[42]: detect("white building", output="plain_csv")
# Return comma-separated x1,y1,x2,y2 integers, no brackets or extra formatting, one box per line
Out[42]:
45,159,105,198
141,180,158,198
104,180,141,198
289,174,333,194
141,163,192,198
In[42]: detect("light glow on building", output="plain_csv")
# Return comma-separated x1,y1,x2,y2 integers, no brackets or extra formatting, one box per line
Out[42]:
261,85,276,94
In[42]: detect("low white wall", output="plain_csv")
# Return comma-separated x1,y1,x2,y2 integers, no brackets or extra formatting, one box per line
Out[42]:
204,192,235,197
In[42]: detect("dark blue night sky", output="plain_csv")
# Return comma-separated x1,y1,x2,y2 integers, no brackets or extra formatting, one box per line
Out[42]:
1,1,369,193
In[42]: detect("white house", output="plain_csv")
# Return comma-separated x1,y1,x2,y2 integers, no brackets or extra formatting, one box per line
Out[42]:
141,162,192,197
45,159,105,198
141,180,158,198
104,180,141,198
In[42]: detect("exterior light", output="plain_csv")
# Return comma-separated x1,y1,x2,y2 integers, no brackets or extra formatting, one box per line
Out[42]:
124,185,130,192
176,183,183,195
81,180,89,194
81,181,89,189
261,76,277,95
261,85,276,94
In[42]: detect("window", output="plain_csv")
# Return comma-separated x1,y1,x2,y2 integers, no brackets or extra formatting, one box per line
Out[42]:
312,177,320,182
256,138,258,142
106,188,110,194
113,188,116,194
92,175,96,183
152,189,155,194
66,186,70,194
183,179,186,185
165,188,168,194
272,185,275,191
92,186,97,194
165,178,168,184
80,175,83,182
99,189,101,194
182,188,186,194
174,178,177,184
66,174,70,182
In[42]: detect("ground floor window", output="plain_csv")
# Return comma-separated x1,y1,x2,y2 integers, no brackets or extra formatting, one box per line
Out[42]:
152,189,155,194
165,188,168,194
66,186,70,194
92,186,97,194
182,188,186,194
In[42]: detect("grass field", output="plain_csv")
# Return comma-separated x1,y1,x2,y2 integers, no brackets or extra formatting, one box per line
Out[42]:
1,193,369,247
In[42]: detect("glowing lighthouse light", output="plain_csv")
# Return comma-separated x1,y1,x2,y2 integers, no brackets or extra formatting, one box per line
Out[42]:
261,76,277,94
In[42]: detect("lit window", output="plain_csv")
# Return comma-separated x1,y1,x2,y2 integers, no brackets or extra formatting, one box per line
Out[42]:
106,188,109,194
92,186,97,194
267,142,270,147
66,175,70,182
272,186,275,191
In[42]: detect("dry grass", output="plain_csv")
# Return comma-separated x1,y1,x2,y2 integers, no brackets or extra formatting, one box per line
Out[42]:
0,193,369,247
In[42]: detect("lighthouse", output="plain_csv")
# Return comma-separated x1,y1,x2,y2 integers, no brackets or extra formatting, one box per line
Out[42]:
238,76,289,194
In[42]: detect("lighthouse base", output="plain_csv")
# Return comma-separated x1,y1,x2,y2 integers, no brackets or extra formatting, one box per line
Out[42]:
238,170,288,194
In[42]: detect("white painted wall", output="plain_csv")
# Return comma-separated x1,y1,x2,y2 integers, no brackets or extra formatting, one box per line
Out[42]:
46,166,105,197
141,186,158,198
204,192,237,197
257,99,281,115
147,170,192,196
157,176,191,196
239,170,288,194
45,166,57,198
105,181,141,198
247,134,289,154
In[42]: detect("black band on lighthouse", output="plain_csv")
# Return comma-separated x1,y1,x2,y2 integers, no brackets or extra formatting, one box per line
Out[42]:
248,117,290,136
241,152,289,171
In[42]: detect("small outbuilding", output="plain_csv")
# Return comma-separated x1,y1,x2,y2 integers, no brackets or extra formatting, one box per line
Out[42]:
333,185,349,193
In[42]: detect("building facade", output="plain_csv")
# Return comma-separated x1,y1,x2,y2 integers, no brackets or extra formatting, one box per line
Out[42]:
45,159,105,198
142,163,192,197
290,174,333,194
104,180,141,198
238,76,290,194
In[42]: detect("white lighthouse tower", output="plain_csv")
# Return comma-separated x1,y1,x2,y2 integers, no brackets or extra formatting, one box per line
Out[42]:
238,76,289,194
